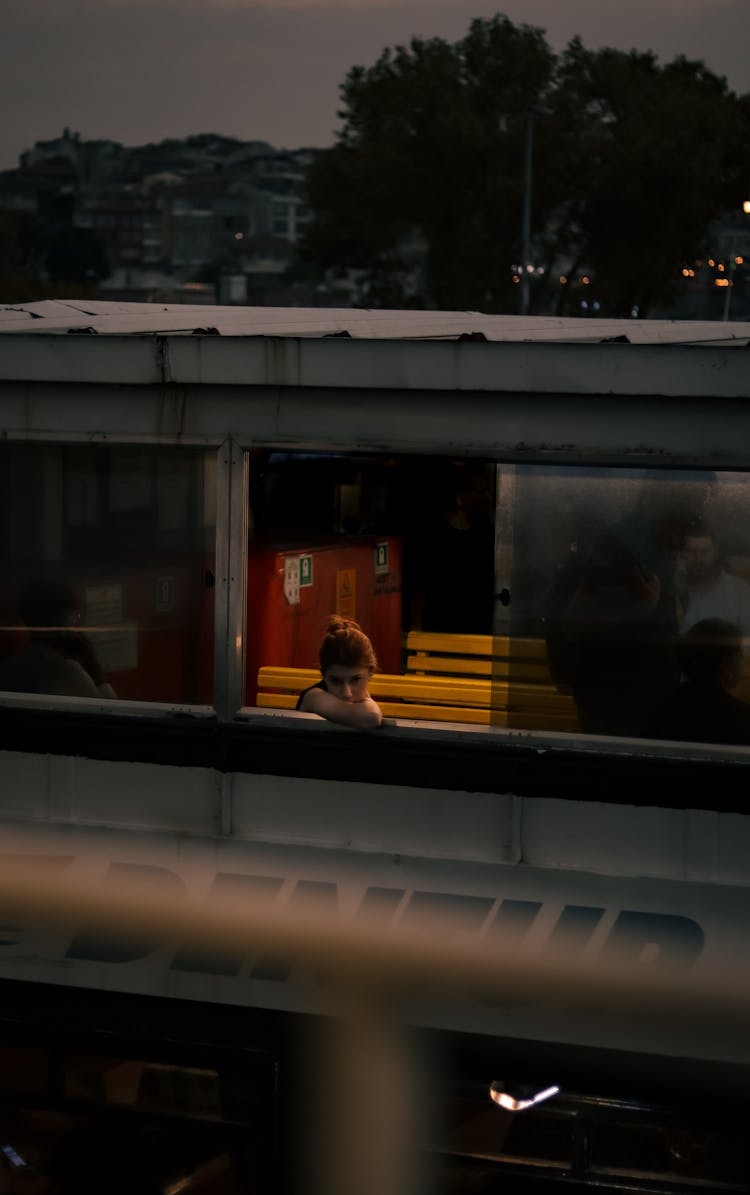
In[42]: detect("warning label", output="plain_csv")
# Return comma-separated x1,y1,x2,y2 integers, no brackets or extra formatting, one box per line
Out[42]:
336,568,356,619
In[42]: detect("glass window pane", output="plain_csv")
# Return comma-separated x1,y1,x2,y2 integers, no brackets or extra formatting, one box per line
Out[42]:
0,444,215,705
496,465,750,746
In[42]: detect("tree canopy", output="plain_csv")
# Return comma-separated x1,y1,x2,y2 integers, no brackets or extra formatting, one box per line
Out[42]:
300,14,749,316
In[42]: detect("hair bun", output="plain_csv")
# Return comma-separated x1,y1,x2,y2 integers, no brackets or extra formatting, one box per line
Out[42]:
319,615,378,673
326,614,361,633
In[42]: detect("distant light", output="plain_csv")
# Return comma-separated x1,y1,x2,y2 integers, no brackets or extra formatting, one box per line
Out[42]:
717,262,725,271
234,232,244,240
581,276,590,285
490,1082,560,1113
526,264,534,273
715,278,730,287
743,200,750,214
512,275,520,283
736,256,744,265
708,258,715,267
682,268,689,277
559,275,567,284
536,266,545,274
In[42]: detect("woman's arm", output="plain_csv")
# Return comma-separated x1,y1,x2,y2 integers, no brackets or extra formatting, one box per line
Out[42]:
299,686,383,729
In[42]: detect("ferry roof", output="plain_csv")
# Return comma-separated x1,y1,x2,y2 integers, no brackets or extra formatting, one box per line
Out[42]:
1,300,749,407
1,298,750,346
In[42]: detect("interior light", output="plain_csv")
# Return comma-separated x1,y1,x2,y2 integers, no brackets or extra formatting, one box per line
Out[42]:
489,1081,560,1112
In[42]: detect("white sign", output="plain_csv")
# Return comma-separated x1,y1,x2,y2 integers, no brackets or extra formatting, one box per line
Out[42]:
284,556,301,605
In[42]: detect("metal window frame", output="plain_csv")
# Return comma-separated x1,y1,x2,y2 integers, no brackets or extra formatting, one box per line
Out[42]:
213,438,248,720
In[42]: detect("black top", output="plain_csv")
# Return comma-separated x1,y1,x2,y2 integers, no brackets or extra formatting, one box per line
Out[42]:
295,680,327,711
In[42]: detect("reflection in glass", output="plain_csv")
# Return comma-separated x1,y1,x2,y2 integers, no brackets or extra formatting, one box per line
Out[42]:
0,444,216,704
499,464,750,744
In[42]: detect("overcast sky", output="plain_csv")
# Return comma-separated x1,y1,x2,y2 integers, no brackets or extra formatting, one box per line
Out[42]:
2,0,749,170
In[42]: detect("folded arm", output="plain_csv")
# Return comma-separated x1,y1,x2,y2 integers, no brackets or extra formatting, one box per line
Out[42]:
299,686,383,729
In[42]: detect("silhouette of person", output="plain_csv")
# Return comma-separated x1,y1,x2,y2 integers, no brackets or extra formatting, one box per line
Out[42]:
0,579,115,699
649,618,750,745
545,491,688,735
409,463,495,634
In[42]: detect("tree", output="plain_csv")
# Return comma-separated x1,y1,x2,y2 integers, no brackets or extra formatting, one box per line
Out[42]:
300,15,748,316
548,43,747,315
302,15,555,310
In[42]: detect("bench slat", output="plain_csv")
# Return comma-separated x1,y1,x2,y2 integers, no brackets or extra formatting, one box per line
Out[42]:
408,654,551,681
405,631,548,660
258,667,491,708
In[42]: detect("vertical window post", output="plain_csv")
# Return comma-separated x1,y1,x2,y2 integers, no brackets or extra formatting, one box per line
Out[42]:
213,439,248,719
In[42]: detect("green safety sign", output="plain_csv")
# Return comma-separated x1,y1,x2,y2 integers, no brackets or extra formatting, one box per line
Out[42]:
300,554,313,587
374,542,389,574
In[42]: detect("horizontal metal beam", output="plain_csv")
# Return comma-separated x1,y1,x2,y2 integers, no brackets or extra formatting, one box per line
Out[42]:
1,334,749,398
2,380,750,467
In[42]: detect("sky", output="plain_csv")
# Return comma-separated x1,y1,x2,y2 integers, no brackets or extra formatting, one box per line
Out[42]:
2,0,749,170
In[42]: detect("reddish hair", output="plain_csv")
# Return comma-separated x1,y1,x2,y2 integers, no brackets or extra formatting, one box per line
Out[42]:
319,615,378,674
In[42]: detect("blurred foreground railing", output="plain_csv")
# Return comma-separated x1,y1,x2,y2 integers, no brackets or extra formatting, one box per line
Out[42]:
0,862,748,1195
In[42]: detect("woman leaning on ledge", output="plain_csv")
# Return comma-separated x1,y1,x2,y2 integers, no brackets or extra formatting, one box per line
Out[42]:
296,616,382,729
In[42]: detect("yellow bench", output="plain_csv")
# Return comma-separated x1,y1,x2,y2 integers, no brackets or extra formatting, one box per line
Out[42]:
405,631,551,682
257,633,579,730
404,631,579,730
257,666,491,724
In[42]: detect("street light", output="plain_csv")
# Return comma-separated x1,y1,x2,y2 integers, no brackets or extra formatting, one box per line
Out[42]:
520,109,535,316
490,1081,560,1112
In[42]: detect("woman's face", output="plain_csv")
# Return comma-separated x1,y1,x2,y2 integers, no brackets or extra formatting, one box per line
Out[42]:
323,663,371,703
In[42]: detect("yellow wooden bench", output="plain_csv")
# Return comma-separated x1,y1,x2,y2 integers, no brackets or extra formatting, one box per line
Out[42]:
404,631,579,730
405,631,550,682
257,632,579,730
257,666,491,724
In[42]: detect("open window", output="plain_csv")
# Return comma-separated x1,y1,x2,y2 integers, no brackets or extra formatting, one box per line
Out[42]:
246,448,750,751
